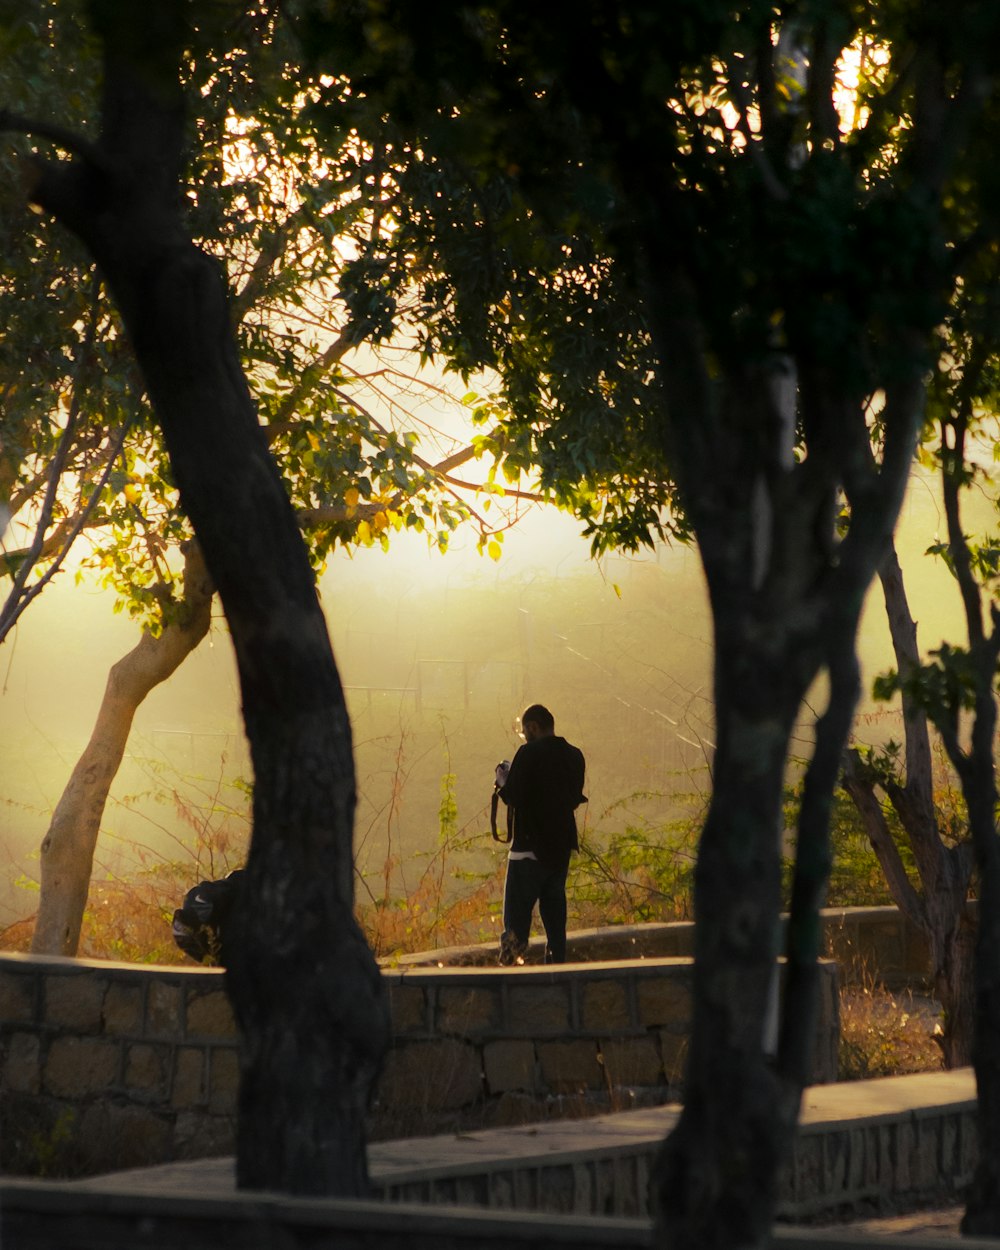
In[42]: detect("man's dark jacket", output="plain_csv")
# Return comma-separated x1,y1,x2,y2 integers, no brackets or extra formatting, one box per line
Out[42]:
500,735,586,868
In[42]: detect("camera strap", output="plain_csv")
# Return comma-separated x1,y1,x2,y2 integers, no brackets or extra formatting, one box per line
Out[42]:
490,786,513,843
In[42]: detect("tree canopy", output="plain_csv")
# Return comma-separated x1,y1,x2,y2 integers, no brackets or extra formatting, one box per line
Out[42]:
8,2,1000,1242
0,0,528,645
298,4,1000,1244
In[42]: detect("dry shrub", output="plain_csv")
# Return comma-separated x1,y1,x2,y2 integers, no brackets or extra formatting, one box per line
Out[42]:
839,977,944,1080
357,859,506,958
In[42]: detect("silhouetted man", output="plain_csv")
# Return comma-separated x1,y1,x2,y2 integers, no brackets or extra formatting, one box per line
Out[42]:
496,704,586,964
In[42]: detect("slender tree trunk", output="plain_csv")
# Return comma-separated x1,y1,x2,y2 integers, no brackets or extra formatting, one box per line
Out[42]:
29,3,388,1195
31,542,213,956
840,545,976,1066
780,620,861,1089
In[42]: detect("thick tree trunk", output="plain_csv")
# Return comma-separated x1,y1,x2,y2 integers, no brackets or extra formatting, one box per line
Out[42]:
932,912,976,1070
637,350,923,1248
31,542,213,956
29,4,389,1195
958,658,1000,1233
959,741,1000,1233
651,620,815,1250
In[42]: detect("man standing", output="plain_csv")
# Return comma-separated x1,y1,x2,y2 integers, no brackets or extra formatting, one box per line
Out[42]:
495,704,586,965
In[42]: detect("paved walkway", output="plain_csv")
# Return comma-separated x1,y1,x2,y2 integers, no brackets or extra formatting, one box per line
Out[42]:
824,1207,963,1239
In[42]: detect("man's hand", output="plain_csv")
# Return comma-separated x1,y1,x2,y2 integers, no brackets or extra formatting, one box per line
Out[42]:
495,759,511,788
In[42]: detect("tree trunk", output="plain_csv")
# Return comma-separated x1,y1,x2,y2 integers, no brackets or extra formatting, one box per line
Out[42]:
959,736,1000,1234
651,616,815,1250
31,542,213,956
840,545,976,1066
29,4,389,1195
932,909,976,1070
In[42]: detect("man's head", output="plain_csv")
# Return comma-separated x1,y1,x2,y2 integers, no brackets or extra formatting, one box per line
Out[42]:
521,704,555,741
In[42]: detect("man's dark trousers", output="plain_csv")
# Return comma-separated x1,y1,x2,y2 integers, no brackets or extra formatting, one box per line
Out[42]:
501,856,569,963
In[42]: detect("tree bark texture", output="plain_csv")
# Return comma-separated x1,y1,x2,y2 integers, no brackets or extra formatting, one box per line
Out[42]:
633,326,925,1249
955,679,1000,1233
29,2,388,1195
651,635,805,1250
31,543,213,957
938,428,1000,1235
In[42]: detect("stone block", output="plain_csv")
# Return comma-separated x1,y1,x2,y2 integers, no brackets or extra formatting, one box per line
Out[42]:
914,1117,940,1190
864,1124,882,1191
377,1038,482,1112
44,1036,120,1098
593,1157,617,1216
145,980,182,1039
172,1046,207,1108
389,983,427,1034
208,1046,240,1113
537,1039,603,1092
0,1092,77,1176
0,969,37,1026
454,1174,488,1206
894,1119,914,1191
185,989,235,1039
940,1112,959,1176
506,984,570,1035
600,1035,663,1088
537,1162,577,1213
824,1128,848,1198
102,982,143,1035
657,1029,689,1084
44,974,107,1032
636,975,691,1028
794,1132,824,1203
77,1101,173,1173
124,1042,171,1102
571,1161,594,1214
959,1110,978,1181
487,1168,516,1208
3,1032,41,1094
845,1126,866,1198
616,1155,642,1217
436,985,500,1035
580,980,631,1032
483,1039,536,1094
174,1109,236,1160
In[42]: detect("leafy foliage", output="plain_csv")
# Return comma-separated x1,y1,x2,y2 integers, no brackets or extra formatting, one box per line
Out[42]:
0,0,522,639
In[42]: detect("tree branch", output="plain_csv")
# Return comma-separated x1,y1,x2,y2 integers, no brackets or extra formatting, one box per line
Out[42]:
0,415,132,642
841,749,926,928
0,108,108,170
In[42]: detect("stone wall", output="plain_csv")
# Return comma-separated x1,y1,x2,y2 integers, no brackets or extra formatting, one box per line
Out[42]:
0,952,838,1178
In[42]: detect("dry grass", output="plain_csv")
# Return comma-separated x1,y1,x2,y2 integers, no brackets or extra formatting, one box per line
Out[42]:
838,980,944,1080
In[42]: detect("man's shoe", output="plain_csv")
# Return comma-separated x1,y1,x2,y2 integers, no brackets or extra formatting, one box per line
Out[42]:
498,931,525,966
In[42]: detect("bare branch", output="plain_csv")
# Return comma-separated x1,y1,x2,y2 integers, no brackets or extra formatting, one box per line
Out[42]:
0,414,132,642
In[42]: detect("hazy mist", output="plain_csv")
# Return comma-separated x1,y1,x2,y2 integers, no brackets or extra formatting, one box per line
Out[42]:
0,464,987,928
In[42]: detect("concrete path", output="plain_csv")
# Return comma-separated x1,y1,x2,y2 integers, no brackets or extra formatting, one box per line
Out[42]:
57,1069,979,1237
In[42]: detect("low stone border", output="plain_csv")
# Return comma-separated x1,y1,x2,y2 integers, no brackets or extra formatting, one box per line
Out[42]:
369,1071,978,1224
0,1181,992,1249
